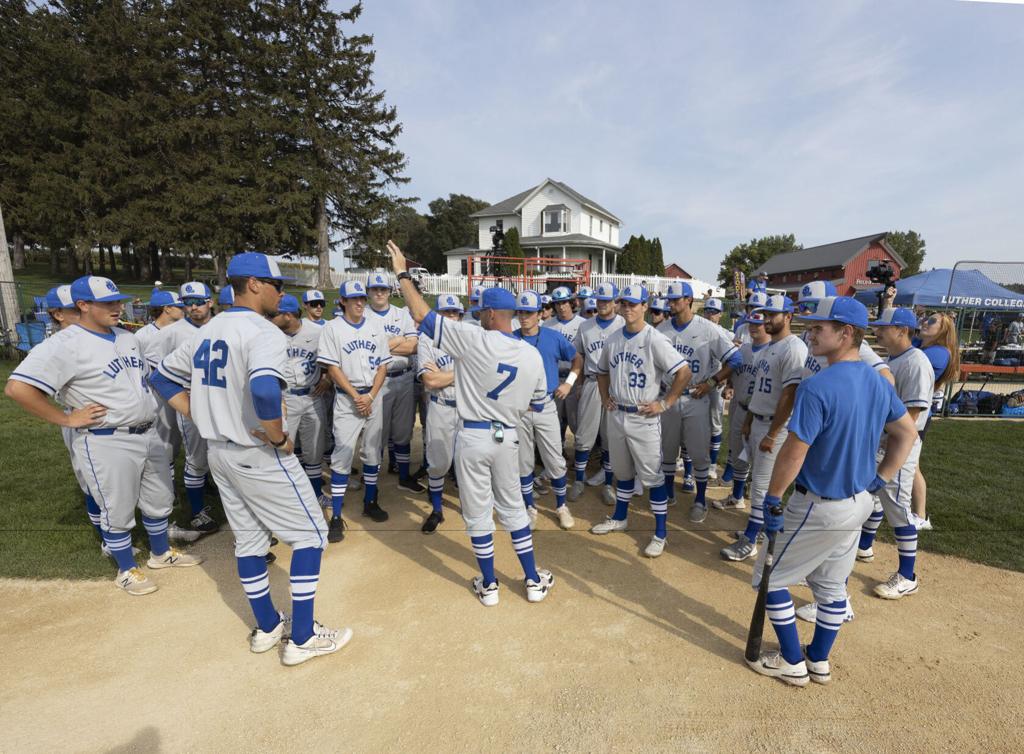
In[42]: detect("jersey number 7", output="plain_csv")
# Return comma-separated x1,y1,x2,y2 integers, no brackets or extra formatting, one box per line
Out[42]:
194,339,229,387
486,363,518,400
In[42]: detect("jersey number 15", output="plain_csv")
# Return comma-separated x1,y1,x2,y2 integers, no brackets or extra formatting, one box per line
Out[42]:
194,339,229,387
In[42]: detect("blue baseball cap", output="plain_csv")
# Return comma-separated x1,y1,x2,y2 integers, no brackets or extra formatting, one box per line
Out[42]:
366,272,392,289
576,285,594,300
704,297,723,312
147,289,184,308
746,291,768,309
594,282,618,301
515,290,542,312
540,294,553,306
798,281,838,302
470,285,486,303
551,286,573,302
619,285,649,304
436,294,464,313
70,276,131,303
755,294,795,314
664,281,694,300
217,286,234,307
583,297,597,312
871,306,918,329
45,285,76,310
339,280,368,299
180,281,211,299
799,296,869,329
481,287,516,311
649,297,668,313
226,252,293,281
742,311,767,326
278,294,300,313
302,290,325,304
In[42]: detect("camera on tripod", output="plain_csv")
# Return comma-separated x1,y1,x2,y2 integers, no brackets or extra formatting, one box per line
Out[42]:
867,259,898,311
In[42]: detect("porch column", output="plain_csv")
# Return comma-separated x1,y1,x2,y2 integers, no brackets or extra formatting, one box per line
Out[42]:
601,248,606,274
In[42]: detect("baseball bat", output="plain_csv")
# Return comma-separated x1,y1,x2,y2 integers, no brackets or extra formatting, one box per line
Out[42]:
744,510,781,663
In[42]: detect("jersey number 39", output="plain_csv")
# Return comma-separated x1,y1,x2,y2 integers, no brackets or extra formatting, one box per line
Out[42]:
194,339,229,388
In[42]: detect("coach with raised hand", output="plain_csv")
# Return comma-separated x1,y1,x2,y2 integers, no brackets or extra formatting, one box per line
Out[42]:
744,297,918,687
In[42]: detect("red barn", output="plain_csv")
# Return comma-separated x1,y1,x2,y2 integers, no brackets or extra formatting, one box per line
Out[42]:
664,263,693,279
753,232,906,298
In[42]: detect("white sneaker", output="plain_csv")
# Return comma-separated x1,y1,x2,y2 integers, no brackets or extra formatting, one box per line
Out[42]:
720,535,757,561
102,543,142,559
115,567,158,596
533,476,551,495
746,650,809,687
168,523,201,543
147,547,204,569
803,646,831,685
712,495,745,511
525,569,554,603
874,572,918,600
689,502,707,523
916,515,933,531
602,485,615,505
681,476,696,493
591,516,628,535
856,547,874,562
796,600,856,624
349,475,363,491
250,612,290,653
708,465,718,482
472,576,500,607
527,506,538,530
556,505,575,530
644,536,666,558
567,480,585,502
281,622,353,666
318,493,332,510
586,469,606,486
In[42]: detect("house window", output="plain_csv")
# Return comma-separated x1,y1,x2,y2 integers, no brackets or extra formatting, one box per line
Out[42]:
544,209,567,234
599,219,604,232
589,215,593,235
460,259,467,275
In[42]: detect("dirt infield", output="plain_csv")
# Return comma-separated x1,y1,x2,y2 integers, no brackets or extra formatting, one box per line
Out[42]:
1,478,1021,753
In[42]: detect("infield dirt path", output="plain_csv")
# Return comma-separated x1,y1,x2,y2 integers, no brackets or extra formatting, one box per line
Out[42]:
1,475,1021,753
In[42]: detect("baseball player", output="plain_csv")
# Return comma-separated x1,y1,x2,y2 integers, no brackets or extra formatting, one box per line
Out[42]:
744,296,917,686
514,290,582,530
216,285,234,310
649,297,669,326
701,297,727,479
151,253,349,665
576,285,594,309
581,297,597,318
6,276,201,595
657,281,742,523
366,273,423,492
149,281,220,535
464,285,485,327
302,289,327,324
388,241,554,606
317,280,391,542
857,307,935,600
543,286,585,440
569,282,624,505
721,294,808,562
135,289,186,452
271,294,330,502
539,294,554,322
733,291,768,346
590,285,693,558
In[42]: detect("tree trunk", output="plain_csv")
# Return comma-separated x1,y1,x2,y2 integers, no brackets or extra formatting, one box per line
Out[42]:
97,244,107,274
12,233,26,270
316,196,332,289
49,246,60,275
184,251,193,280
64,246,79,275
139,242,152,280
148,243,159,282
213,250,227,286
159,247,172,281
109,243,117,275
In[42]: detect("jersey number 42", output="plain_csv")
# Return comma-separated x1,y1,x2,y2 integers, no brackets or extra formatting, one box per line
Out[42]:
194,339,229,387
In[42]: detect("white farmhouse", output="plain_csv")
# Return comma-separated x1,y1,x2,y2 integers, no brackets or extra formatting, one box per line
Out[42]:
444,178,623,276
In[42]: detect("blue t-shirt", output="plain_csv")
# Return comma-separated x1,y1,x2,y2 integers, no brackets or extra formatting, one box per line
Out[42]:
912,339,950,382
747,279,767,294
788,361,906,499
516,326,577,393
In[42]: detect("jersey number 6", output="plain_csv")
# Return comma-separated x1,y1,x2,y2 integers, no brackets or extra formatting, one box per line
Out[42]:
194,339,229,388
486,362,518,400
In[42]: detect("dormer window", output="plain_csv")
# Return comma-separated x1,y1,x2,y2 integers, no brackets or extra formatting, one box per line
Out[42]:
543,204,569,235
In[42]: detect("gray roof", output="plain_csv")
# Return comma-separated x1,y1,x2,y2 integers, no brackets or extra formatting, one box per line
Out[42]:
443,246,482,257
754,233,906,276
470,178,621,223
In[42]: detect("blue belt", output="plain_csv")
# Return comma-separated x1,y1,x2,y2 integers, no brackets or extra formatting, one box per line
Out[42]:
289,387,311,396
388,367,412,378
616,404,640,413
337,386,372,395
87,423,152,436
463,420,514,430
430,395,456,408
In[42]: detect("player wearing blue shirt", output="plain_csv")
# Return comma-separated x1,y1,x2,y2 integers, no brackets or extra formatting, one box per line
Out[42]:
744,297,918,687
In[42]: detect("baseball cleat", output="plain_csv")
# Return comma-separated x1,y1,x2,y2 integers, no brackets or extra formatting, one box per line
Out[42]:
666,494,677,507
363,499,389,522
412,465,429,481
190,507,220,534
602,485,616,505
874,572,918,600
586,470,606,486
556,505,575,530
116,568,158,596
746,650,809,687
349,475,363,491
533,476,551,496
281,623,353,666
802,646,831,685
102,543,141,559
147,547,203,569
712,495,746,511
397,478,425,494
644,536,666,558
917,516,933,531
856,547,874,563
567,480,585,502
421,510,444,534
708,465,719,482
168,523,201,543
526,506,538,530
472,576,499,607
720,535,757,561
590,516,628,535
525,569,554,603
681,476,696,493
796,600,856,624
250,612,290,653
328,516,346,543
387,461,398,475
318,493,332,511
689,502,708,524
265,551,276,564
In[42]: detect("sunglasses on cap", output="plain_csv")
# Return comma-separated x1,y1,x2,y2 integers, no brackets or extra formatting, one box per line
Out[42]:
798,301,819,315
183,297,209,307
258,278,284,292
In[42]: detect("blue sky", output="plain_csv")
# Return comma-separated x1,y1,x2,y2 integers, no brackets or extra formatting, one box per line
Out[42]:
348,0,1024,282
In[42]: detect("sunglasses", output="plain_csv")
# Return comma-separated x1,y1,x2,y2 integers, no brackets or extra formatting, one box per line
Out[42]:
183,298,209,307
924,316,941,326
258,278,284,292
307,301,325,308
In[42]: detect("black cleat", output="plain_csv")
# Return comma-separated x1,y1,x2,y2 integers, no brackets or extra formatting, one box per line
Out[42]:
421,510,444,534
412,466,429,481
265,551,277,564
270,537,279,546
328,516,346,543
363,499,389,522
190,507,220,534
387,461,398,475
398,477,425,493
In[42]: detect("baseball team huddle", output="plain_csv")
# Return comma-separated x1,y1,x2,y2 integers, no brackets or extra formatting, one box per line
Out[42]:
6,240,943,683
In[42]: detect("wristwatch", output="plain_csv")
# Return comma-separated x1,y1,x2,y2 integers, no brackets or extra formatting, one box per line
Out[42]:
397,271,411,282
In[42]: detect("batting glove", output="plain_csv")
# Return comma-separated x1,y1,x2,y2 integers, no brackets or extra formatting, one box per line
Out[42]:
763,495,784,533
866,474,888,494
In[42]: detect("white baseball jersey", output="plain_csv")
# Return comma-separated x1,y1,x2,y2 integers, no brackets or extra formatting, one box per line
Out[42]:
149,316,203,366
417,333,456,404
597,324,687,405
747,334,808,416
10,325,157,427
574,314,624,376
656,315,738,384
369,304,417,373
543,314,585,374
317,315,393,388
158,310,288,447
734,341,770,405
133,322,164,369
801,331,886,378
422,314,546,428
282,320,322,391
886,347,935,431
733,322,752,345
